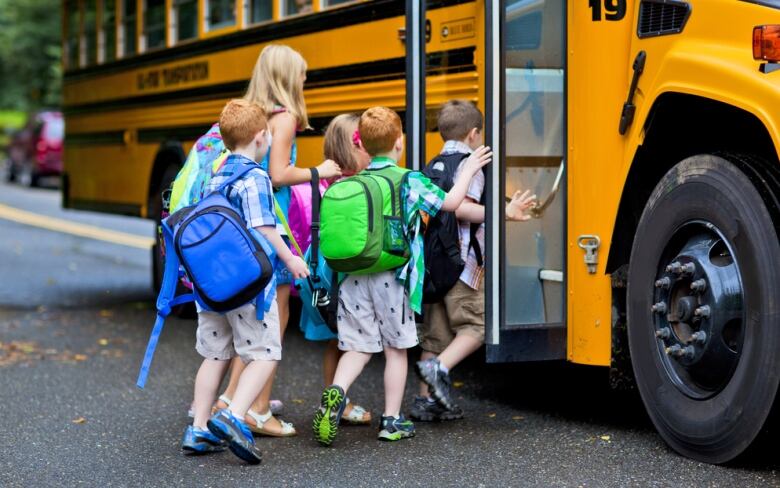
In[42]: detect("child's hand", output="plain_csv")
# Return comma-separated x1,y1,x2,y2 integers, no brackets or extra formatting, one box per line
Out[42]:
506,190,537,222
284,255,310,280
463,145,492,175
316,159,342,180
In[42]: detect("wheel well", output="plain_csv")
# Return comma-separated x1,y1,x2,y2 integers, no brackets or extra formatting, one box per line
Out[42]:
606,93,780,273
146,142,185,218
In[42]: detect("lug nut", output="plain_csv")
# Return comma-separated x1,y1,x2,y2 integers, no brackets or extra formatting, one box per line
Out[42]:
690,279,707,293
666,262,682,274
665,344,681,356
681,262,696,277
694,305,711,319
665,344,694,359
651,302,667,314
655,277,671,289
690,331,707,344
655,327,671,339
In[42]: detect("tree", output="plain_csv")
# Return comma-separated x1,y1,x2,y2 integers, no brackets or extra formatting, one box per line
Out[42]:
0,0,62,111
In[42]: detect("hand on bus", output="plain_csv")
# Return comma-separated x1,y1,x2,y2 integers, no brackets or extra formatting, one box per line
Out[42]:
316,159,342,180
505,189,537,222
463,145,492,175
283,254,310,280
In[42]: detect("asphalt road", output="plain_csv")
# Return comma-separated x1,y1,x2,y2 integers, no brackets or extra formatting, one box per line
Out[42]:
0,180,778,487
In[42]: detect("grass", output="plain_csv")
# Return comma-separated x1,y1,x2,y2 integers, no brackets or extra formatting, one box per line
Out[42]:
0,110,26,130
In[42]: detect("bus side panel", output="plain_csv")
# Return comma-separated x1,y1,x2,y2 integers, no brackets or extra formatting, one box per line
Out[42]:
566,0,634,365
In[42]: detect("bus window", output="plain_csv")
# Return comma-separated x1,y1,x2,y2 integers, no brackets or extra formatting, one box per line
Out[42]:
503,0,565,326
206,0,236,30
322,0,354,7
66,1,79,69
121,0,137,56
84,0,98,66
143,0,166,50
247,0,272,24
101,0,117,62
173,0,198,42
284,0,313,16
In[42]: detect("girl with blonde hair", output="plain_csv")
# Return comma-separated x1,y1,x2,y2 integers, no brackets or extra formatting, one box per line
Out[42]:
214,44,341,438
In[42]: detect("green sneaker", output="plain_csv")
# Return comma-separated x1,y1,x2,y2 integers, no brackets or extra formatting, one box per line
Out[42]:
313,385,346,446
377,414,416,441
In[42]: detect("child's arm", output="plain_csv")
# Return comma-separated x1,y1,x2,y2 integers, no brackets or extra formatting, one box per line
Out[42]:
268,113,341,187
255,225,310,280
441,146,492,212
455,198,485,224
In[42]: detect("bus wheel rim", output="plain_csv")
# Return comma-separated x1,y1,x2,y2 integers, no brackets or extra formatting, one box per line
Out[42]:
651,220,745,400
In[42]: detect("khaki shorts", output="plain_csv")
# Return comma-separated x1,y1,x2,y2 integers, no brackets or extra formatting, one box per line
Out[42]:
195,300,281,362
336,271,418,353
419,278,484,354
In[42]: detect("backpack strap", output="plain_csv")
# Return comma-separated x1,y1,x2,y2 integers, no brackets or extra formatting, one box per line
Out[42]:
309,168,321,282
136,220,194,389
469,223,483,267
216,163,257,193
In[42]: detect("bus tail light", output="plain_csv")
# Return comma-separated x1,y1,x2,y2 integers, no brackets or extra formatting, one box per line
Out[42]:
753,25,780,62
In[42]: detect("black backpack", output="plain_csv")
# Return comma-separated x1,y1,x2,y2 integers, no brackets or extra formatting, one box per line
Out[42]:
421,152,483,304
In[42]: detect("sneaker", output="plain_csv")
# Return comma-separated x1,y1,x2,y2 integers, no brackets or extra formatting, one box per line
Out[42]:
415,358,456,410
312,385,347,446
181,425,226,454
409,396,464,422
207,409,262,464
377,414,416,441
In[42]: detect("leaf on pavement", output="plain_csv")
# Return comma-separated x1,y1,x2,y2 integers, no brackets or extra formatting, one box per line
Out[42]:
487,413,496,418
292,399,304,404
512,416,524,420
72,417,86,424
600,435,611,441
99,310,113,318
97,338,109,346
452,381,464,388
73,354,88,361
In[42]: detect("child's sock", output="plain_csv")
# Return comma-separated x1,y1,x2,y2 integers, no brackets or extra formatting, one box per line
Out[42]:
425,397,437,404
194,426,210,433
438,362,449,375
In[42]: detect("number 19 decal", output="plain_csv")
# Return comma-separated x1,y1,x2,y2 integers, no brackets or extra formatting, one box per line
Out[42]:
589,0,627,21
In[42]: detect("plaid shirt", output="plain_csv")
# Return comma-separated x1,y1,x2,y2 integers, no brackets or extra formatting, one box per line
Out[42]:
207,154,277,230
364,158,446,314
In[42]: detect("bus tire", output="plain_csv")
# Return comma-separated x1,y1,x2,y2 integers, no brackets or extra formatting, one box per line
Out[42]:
627,153,780,464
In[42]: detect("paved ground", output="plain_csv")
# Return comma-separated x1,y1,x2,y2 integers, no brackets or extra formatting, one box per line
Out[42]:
0,180,778,487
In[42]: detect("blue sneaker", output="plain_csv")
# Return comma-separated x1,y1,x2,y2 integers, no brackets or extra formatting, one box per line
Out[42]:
181,425,226,454
207,409,262,464
377,414,416,441
312,385,347,446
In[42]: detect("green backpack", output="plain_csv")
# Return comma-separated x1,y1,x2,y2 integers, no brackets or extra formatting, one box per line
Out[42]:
320,164,412,275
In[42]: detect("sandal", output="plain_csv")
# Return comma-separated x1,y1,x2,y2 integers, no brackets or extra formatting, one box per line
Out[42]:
188,394,231,418
245,409,297,437
341,399,372,425
214,395,283,415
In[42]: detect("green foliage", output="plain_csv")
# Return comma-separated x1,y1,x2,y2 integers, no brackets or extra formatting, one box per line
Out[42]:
0,0,62,111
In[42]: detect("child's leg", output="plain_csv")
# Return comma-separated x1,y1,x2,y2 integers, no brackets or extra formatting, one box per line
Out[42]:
437,334,483,370
248,283,290,415
418,350,437,397
383,346,407,418
332,351,372,391
229,359,278,417
219,357,245,404
193,358,231,429
323,339,341,385
418,301,451,397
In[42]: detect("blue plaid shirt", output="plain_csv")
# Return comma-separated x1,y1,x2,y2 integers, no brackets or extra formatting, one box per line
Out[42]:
207,154,277,230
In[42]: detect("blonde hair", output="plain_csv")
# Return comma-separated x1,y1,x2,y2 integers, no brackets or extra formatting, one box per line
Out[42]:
244,44,309,129
359,106,402,156
324,113,361,174
219,99,267,151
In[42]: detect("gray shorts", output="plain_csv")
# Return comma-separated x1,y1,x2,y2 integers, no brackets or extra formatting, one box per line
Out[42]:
336,271,418,353
196,300,281,362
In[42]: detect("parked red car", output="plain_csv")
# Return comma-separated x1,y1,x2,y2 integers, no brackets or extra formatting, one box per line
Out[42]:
5,111,63,187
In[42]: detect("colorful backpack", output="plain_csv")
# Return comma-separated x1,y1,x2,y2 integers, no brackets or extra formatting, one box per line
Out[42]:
170,123,229,214
320,164,411,274
137,163,276,388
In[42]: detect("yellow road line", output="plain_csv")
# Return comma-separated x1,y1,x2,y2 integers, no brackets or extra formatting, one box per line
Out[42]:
0,203,155,249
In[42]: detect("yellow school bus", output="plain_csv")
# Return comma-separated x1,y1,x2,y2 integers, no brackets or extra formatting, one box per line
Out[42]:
62,0,780,463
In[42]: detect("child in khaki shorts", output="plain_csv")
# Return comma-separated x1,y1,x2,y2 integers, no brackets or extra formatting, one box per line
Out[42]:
413,100,536,421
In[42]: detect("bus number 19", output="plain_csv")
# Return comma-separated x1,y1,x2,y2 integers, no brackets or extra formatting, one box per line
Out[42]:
589,0,627,21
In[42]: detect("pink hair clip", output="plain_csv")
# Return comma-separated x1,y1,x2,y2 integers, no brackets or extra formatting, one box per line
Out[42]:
352,129,362,147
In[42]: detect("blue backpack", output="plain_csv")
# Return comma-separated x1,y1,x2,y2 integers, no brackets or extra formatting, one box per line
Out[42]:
136,164,275,388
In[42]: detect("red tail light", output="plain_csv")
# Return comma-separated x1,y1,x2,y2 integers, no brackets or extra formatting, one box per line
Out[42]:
753,25,780,62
